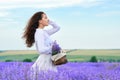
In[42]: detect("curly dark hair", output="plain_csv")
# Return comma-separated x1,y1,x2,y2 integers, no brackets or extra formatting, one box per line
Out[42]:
22,11,45,47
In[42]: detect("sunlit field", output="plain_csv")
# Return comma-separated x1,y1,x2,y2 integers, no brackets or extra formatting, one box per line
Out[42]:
0,49,120,62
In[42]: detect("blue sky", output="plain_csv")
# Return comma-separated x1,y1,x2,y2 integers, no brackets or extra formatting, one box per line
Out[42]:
0,0,120,50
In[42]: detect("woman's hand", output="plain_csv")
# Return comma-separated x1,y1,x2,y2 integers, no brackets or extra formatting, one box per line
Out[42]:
49,20,54,25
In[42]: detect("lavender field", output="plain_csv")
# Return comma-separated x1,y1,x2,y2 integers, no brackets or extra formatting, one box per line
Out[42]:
0,62,120,80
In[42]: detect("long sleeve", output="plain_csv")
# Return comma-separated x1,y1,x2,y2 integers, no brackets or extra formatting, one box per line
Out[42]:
45,20,60,35
35,30,52,54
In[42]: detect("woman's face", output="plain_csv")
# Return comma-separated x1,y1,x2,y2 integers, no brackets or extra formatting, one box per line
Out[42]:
39,13,49,26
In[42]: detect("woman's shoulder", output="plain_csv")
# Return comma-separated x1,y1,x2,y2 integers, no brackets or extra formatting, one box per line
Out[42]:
35,29,45,36
36,28,44,33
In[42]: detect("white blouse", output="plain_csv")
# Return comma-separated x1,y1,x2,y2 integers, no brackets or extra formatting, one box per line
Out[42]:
34,21,60,54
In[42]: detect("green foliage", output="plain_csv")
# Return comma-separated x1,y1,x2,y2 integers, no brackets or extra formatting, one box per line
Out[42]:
1,50,120,62
108,59,116,62
117,59,120,62
5,59,13,62
89,56,98,62
23,58,32,62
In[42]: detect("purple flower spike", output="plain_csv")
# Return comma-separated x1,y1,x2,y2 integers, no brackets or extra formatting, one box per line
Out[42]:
52,41,61,55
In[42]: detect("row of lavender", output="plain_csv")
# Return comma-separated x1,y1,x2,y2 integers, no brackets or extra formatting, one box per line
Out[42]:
0,62,120,80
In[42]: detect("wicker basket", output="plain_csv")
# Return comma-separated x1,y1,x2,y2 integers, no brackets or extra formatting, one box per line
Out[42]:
51,52,67,65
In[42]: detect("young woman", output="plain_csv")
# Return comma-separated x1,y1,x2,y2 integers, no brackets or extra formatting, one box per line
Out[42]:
22,11,60,73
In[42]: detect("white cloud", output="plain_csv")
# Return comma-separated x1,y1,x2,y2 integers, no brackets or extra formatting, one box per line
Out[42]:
0,15,19,27
0,0,104,10
96,11,120,17
0,11,10,17
79,0,104,8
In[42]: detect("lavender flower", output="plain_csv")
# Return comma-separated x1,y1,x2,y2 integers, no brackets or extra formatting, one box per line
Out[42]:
52,41,61,55
0,62,120,80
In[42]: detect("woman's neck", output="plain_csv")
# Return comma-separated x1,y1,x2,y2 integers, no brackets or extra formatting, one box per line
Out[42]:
38,24,44,29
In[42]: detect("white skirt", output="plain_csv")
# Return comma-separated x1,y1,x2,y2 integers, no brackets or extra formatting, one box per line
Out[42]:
30,54,57,73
